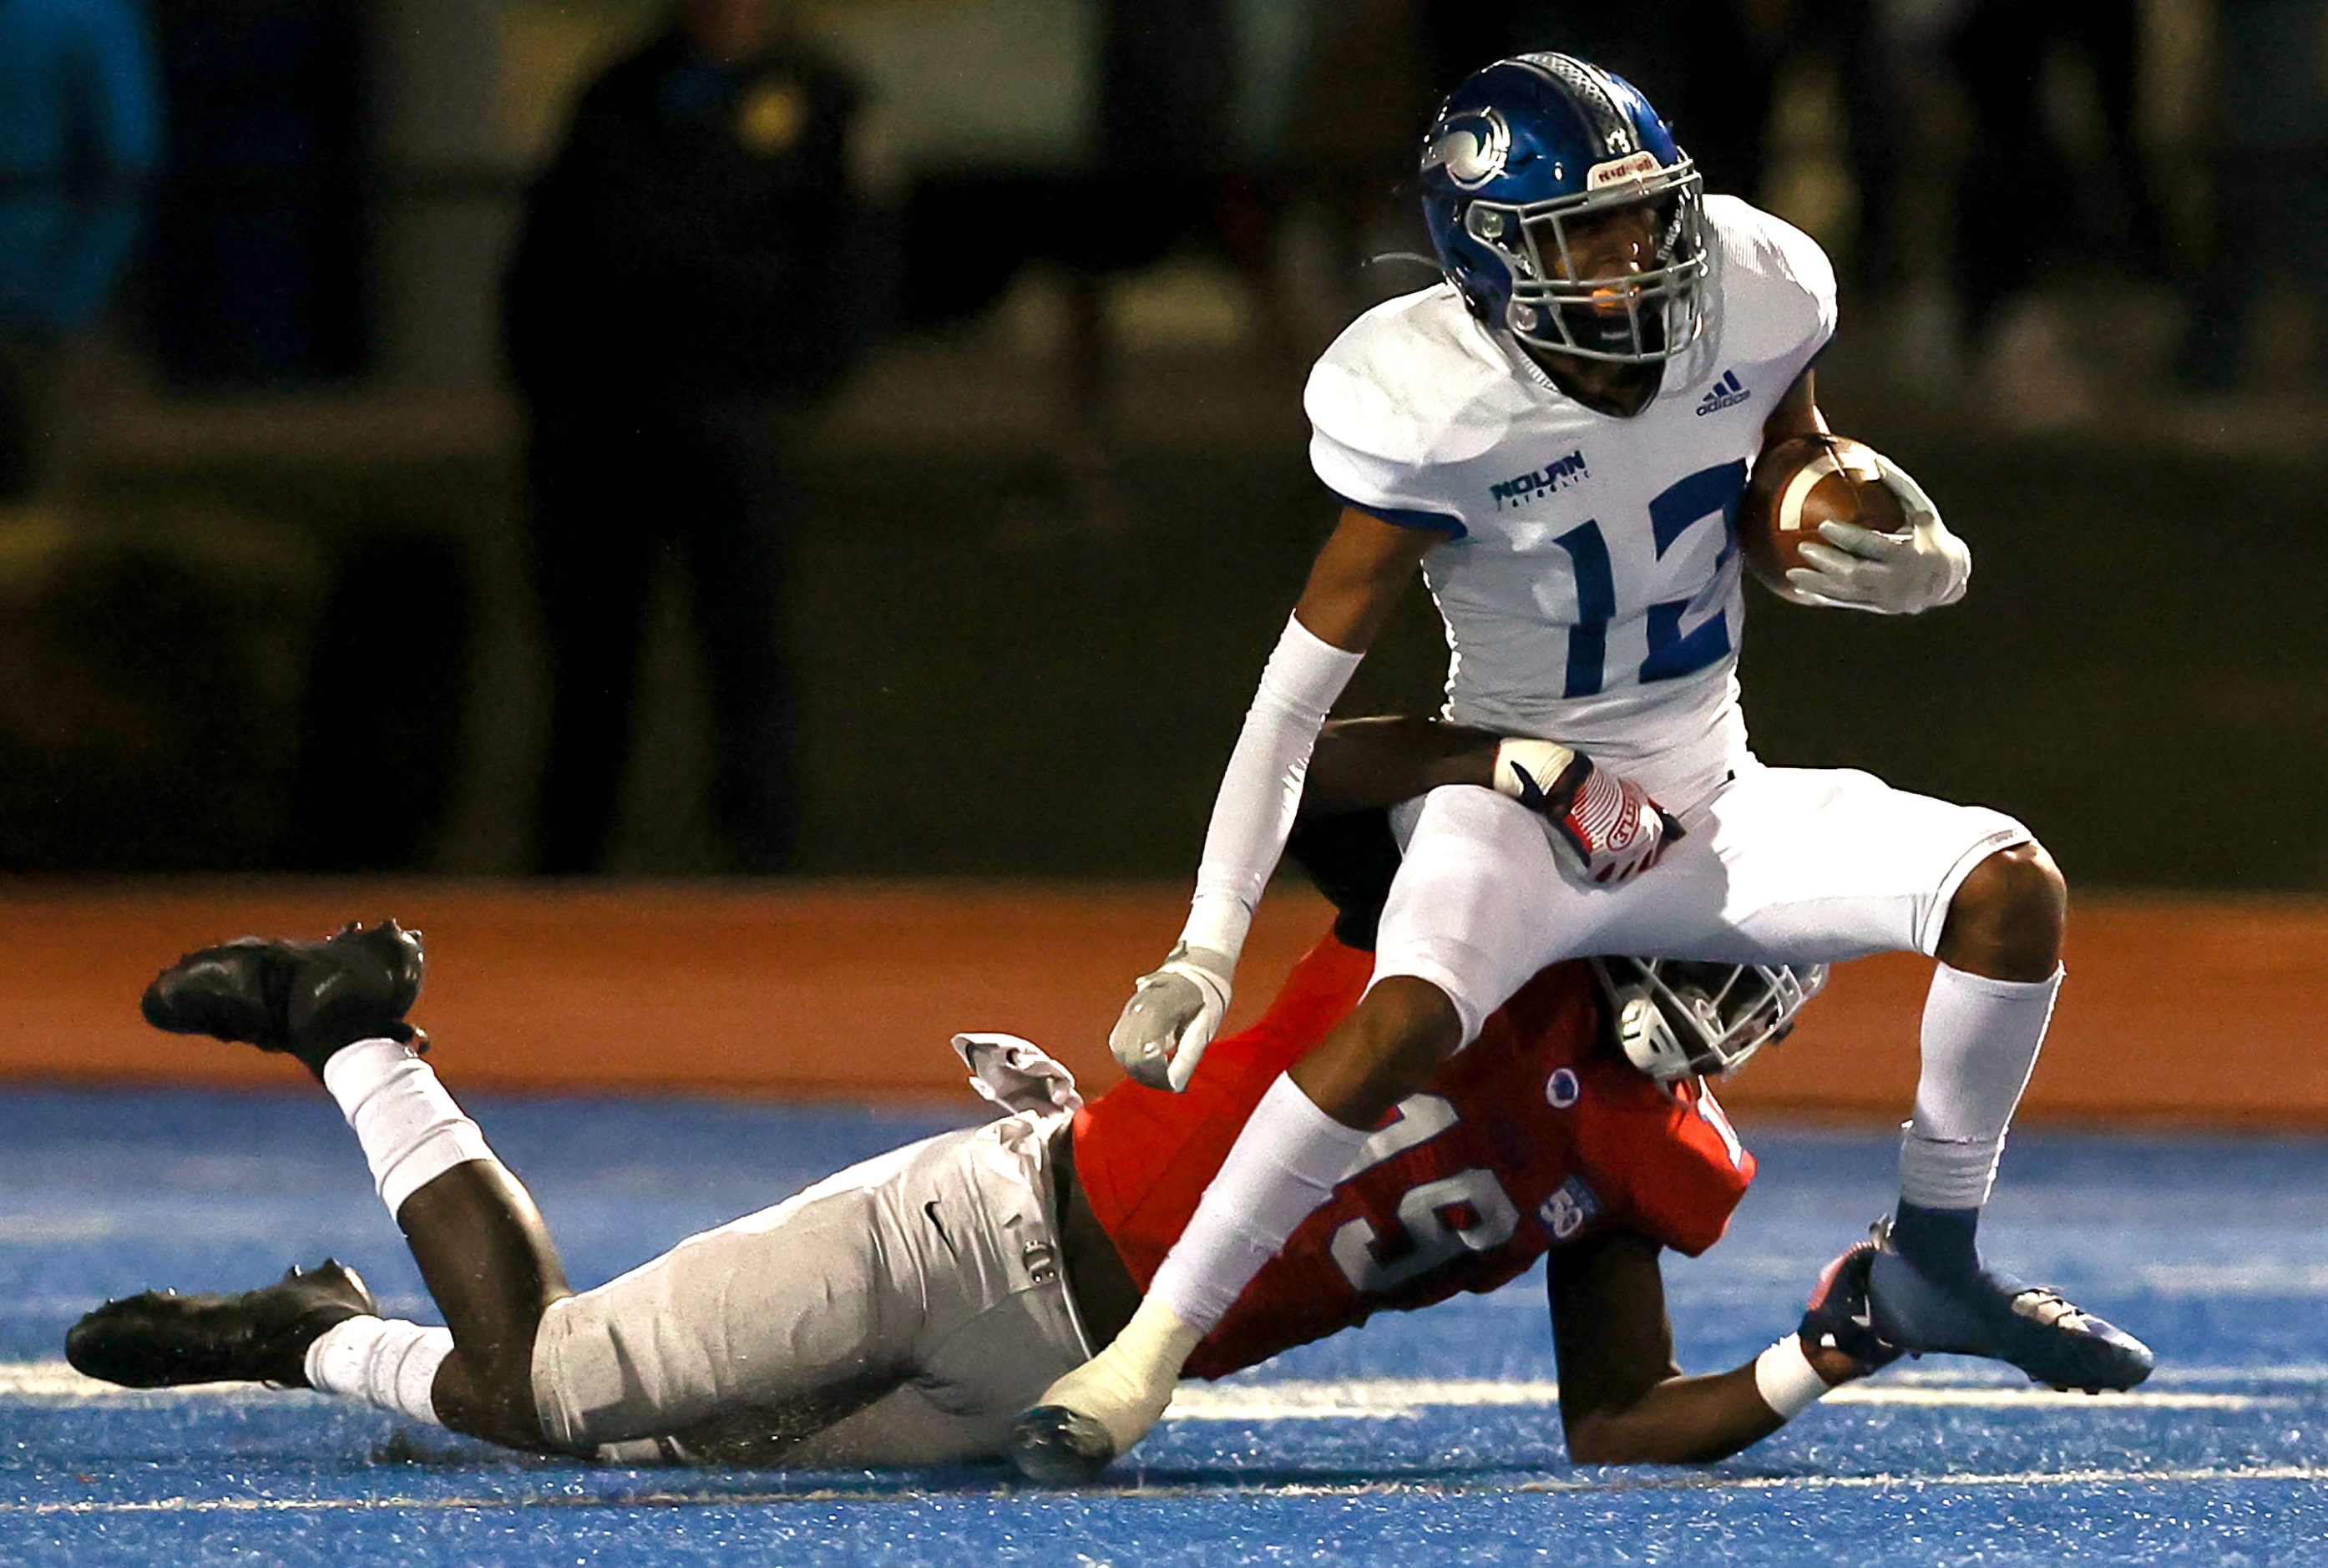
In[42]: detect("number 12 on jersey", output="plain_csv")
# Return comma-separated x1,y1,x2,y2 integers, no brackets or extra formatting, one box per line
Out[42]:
1551,458,1746,698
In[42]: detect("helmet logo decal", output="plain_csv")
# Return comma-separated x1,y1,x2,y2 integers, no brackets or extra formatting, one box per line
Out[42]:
1545,1067,1581,1109
1422,107,1513,190
1587,150,1662,190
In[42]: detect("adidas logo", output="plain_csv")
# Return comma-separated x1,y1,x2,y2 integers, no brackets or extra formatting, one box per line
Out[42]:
1695,369,1750,416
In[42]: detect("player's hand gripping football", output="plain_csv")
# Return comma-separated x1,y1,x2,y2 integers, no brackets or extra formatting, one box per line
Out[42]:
1493,738,1682,886
1110,943,1234,1091
1798,1237,1905,1382
1785,451,1971,615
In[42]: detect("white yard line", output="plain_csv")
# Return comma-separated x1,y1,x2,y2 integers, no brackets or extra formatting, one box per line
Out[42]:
0,1360,2293,1413
1163,1378,2276,1421
8,1463,2328,1515
2136,1262,2328,1295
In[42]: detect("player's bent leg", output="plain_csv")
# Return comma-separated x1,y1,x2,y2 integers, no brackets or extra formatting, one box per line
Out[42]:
1011,977,1465,1483
539,1118,1084,1467
1622,772,2151,1393
396,1161,575,1451
529,1173,908,1455
1287,974,1465,1125
124,923,583,1450
1934,841,2067,983
1898,840,2067,1237
1875,839,2153,1391
1017,788,1581,1482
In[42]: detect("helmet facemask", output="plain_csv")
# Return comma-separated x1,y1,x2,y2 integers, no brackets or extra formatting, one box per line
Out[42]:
1590,956,1827,1082
1460,160,1708,365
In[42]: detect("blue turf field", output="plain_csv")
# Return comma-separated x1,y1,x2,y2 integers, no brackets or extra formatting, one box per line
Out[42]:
4,1086,2325,1565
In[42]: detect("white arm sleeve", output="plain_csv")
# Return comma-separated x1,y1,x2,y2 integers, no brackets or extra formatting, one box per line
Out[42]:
1178,615,1364,962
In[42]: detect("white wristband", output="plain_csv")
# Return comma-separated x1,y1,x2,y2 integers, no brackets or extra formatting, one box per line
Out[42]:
1180,890,1253,961
1489,737,1577,802
1752,1335,1831,1421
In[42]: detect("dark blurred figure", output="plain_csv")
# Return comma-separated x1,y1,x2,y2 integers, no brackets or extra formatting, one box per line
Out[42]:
0,0,160,501
1093,0,1234,257
1277,0,1436,320
142,0,364,387
1946,1,2169,357
2174,0,2328,392
1062,0,1235,449
1814,0,1910,297
504,0,871,874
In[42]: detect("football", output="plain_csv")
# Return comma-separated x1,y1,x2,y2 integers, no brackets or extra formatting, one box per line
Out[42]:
1738,433,1910,604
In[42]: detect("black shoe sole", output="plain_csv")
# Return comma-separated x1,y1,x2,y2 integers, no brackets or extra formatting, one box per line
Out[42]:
1008,1405,1119,1485
142,922,425,1076
66,1260,378,1388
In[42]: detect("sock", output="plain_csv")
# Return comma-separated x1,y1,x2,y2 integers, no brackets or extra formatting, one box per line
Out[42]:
304,1316,451,1425
1036,1292,1207,1454
1895,963,2062,1271
1148,1074,1374,1332
322,1038,497,1217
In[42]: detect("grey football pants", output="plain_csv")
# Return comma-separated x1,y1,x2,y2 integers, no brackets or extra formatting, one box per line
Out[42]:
529,1111,1093,1467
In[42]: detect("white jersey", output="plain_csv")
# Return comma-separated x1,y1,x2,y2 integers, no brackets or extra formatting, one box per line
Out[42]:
1306,195,1837,809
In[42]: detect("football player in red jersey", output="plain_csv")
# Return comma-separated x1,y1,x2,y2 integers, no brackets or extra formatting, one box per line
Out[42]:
67,725,1893,1472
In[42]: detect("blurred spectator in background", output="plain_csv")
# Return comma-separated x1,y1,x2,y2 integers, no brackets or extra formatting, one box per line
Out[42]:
2174,0,2328,392
503,0,873,876
1271,0,1435,336
1943,0,2169,419
0,0,159,503
1053,0,1235,500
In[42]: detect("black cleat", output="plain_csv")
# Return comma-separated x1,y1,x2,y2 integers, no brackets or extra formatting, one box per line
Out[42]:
66,1261,378,1389
142,920,427,1077
1009,1404,1121,1485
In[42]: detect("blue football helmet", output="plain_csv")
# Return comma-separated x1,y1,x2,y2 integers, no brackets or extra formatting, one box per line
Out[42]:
1420,53,1708,364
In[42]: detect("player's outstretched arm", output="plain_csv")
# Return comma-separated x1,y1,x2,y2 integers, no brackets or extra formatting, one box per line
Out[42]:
1301,715,1681,887
1111,508,1435,1091
1548,1230,1889,1465
1300,716,1500,816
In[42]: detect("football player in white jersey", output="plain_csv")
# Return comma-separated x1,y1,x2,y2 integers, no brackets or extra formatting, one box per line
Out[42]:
1011,53,2152,1484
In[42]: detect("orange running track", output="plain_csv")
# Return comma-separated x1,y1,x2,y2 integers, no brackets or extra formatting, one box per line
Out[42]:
1,880,2319,1125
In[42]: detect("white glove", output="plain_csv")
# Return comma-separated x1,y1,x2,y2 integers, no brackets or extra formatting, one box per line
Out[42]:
1494,738,1683,887
1109,943,1233,1091
953,1033,1084,1115
1784,450,1971,615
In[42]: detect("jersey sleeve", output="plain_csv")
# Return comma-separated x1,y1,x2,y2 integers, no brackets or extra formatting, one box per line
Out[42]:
1705,195,1839,389
1303,306,1470,539
1571,1066,1755,1257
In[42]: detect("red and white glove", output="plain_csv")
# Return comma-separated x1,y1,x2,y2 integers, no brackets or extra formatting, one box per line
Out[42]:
1492,738,1682,885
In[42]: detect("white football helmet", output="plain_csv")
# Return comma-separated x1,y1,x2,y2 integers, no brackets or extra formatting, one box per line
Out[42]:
1589,957,1827,1082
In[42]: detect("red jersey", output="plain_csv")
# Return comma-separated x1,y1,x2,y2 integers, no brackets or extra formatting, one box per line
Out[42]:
1071,934,1754,1379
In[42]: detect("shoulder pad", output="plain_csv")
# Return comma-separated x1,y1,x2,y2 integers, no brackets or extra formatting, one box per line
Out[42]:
1703,195,1839,363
